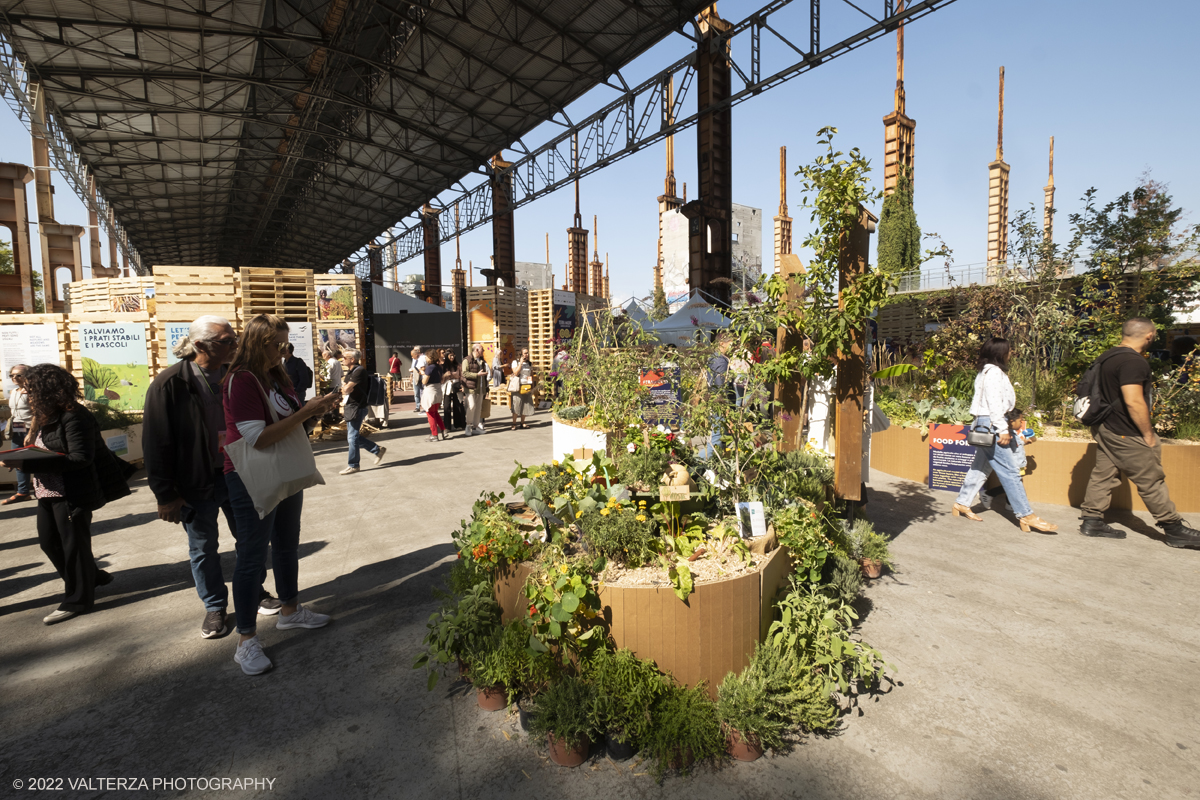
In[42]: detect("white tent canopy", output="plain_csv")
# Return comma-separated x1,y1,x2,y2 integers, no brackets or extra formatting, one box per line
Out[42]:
619,298,651,326
650,290,730,346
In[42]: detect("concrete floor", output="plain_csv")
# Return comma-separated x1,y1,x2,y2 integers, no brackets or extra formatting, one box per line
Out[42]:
1,405,1198,800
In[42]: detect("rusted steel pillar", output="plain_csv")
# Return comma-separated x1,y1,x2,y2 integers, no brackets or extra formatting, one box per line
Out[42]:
687,6,733,307
775,253,807,452
0,163,35,311
490,154,516,288
368,243,384,286
421,204,442,305
833,205,876,501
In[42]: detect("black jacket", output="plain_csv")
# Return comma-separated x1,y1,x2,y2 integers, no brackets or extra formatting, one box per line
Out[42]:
143,360,220,505
285,356,313,394
28,406,131,511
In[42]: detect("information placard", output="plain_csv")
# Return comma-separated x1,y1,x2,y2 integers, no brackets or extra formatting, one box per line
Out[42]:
163,323,191,366
78,322,150,411
927,424,976,492
640,366,681,428
1,323,60,394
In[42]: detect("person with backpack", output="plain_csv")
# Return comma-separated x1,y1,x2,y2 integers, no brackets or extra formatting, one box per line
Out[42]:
1077,318,1200,547
1,364,131,624
951,336,1058,533
339,348,386,475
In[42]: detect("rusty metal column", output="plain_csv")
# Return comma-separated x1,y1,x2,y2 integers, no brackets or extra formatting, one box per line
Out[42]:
490,154,516,288
833,205,876,502
0,163,35,312
688,6,733,307
368,243,383,286
421,204,443,305
775,253,807,452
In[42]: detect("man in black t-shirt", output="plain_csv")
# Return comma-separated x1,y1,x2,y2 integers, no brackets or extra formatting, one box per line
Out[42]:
338,348,385,475
1079,318,1200,548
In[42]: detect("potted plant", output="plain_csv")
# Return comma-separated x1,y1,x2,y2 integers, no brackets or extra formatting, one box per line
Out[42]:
585,647,667,760
528,673,595,767
859,528,893,579
643,683,724,777
716,644,795,761
412,581,501,690
465,621,530,711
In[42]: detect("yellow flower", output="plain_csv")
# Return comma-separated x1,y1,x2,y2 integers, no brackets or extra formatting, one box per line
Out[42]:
559,564,568,574
637,515,646,522
638,500,647,507
552,460,559,466
600,508,610,516
576,511,583,519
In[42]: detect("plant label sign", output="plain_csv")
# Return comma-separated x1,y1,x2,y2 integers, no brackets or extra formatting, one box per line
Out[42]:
927,424,975,492
640,366,682,428
78,322,150,411
736,501,767,539
659,485,690,502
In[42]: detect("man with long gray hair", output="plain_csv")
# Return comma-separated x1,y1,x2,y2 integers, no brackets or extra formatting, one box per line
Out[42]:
143,315,281,638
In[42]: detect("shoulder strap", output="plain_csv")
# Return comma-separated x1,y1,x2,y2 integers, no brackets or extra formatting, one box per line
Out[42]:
227,371,281,424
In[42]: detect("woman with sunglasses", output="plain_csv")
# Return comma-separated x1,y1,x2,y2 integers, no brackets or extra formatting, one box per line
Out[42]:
222,314,340,675
3,364,33,504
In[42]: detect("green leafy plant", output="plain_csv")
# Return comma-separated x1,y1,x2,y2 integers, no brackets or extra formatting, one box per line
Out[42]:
615,445,672,490
860,528,893,568
825,551,865,605
455,493,538,575
523,554,606,662
717,642,800,753
772,504,833,585
581,504,659,567
88,403,141,433
644,683,724,778
655,514,708,601
467,620,538,703
585,647,668,745
556,405,590,421
527,672,595,747
412,581,501,690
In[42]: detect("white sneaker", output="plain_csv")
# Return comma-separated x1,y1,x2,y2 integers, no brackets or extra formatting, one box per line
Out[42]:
276,604,331,630
373,446,387,465
339,466,359,475
476,424,486,435
464,428,474,437
234,635,273,675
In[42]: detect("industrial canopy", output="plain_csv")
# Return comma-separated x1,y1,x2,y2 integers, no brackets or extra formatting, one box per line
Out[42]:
0,0,711,271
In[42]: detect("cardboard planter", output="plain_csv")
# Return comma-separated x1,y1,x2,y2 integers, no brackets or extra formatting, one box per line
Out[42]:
495,547,793,699
870,425,1200,513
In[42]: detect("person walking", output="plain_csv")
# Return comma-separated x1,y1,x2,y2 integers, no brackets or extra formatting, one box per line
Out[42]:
3,364,33,504
491,349,504,388
144,316,283,638
421,349,448,442
411,346,427,414
951,336,1058,533
442,351,466,431
1078,318,1200,547
388,350,403,403
339,348,386,475
1,364,130,624
283,343,313,399
508,348,535,430
462,344,490,436
223,314,340,675
325,348,343,393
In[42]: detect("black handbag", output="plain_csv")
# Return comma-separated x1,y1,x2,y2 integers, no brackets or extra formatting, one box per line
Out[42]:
966,423,996,447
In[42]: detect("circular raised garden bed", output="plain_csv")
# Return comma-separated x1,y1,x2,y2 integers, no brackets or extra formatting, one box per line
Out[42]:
494,546,792,699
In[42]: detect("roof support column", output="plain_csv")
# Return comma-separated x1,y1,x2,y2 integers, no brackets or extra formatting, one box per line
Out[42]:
0,163,36,312
490,154,516,288
421,204,443,306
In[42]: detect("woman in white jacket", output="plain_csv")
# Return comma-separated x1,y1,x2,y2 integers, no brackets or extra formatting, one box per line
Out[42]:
952,337,1057,533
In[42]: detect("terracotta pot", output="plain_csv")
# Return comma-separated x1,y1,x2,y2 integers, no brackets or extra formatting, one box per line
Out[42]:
476,685,508,711
861,559,883,579
547,732,590,767
726,729,764,762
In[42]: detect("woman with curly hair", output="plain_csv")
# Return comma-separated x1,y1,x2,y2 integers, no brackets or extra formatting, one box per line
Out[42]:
1,364,129,624
223,314,340,675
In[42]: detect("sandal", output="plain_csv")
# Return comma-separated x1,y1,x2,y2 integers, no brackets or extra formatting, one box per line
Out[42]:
951,503,982,522
2,493,30,505
1019,515,1058,534
511,422,517,431
520,424,530,430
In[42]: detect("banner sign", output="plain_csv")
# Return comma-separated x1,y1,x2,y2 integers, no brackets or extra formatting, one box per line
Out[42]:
1,323,60,394
288,322,316,400
78,322,150,411
552,290,577,342
927,424,976,492
640,366,682,428
163,323,191,366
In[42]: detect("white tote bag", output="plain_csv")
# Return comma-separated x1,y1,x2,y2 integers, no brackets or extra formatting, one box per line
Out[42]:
224,375,325,519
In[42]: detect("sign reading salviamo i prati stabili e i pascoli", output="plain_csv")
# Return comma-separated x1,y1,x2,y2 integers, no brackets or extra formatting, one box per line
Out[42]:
927,423,976,492
78,322,150,411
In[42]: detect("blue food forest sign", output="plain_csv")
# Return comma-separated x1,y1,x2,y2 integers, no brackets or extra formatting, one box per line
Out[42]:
640,366,681,428
927,424,975,492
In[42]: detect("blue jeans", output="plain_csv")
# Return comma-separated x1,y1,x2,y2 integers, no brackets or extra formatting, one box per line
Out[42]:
955,416,1033,518
10,428,31,495
226,471,302,635
413,380,423,410
181,471,239,612
346,408,380,468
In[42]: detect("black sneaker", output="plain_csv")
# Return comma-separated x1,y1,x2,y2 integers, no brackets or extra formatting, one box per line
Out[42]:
201,610,228,639
258,591,283,616
96,570,114,586
1162,521,1200,549
1079,518,1126,539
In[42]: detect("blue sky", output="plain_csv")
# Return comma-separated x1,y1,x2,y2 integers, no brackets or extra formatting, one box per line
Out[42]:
2,0,1197,305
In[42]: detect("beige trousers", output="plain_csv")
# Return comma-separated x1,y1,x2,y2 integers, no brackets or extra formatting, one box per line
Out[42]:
1081,425,1180,524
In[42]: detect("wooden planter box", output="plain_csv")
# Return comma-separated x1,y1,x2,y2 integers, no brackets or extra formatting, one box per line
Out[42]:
870,425,1200,513
495,547,792,698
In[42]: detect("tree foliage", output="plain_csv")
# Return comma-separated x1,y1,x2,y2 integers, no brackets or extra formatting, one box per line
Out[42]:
876,172,921,276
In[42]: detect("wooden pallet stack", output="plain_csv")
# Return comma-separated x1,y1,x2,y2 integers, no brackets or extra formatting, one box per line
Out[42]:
528,289,555,373
238,267,316,323
466,286,528,407
64,276,155,314
152,266,241,366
